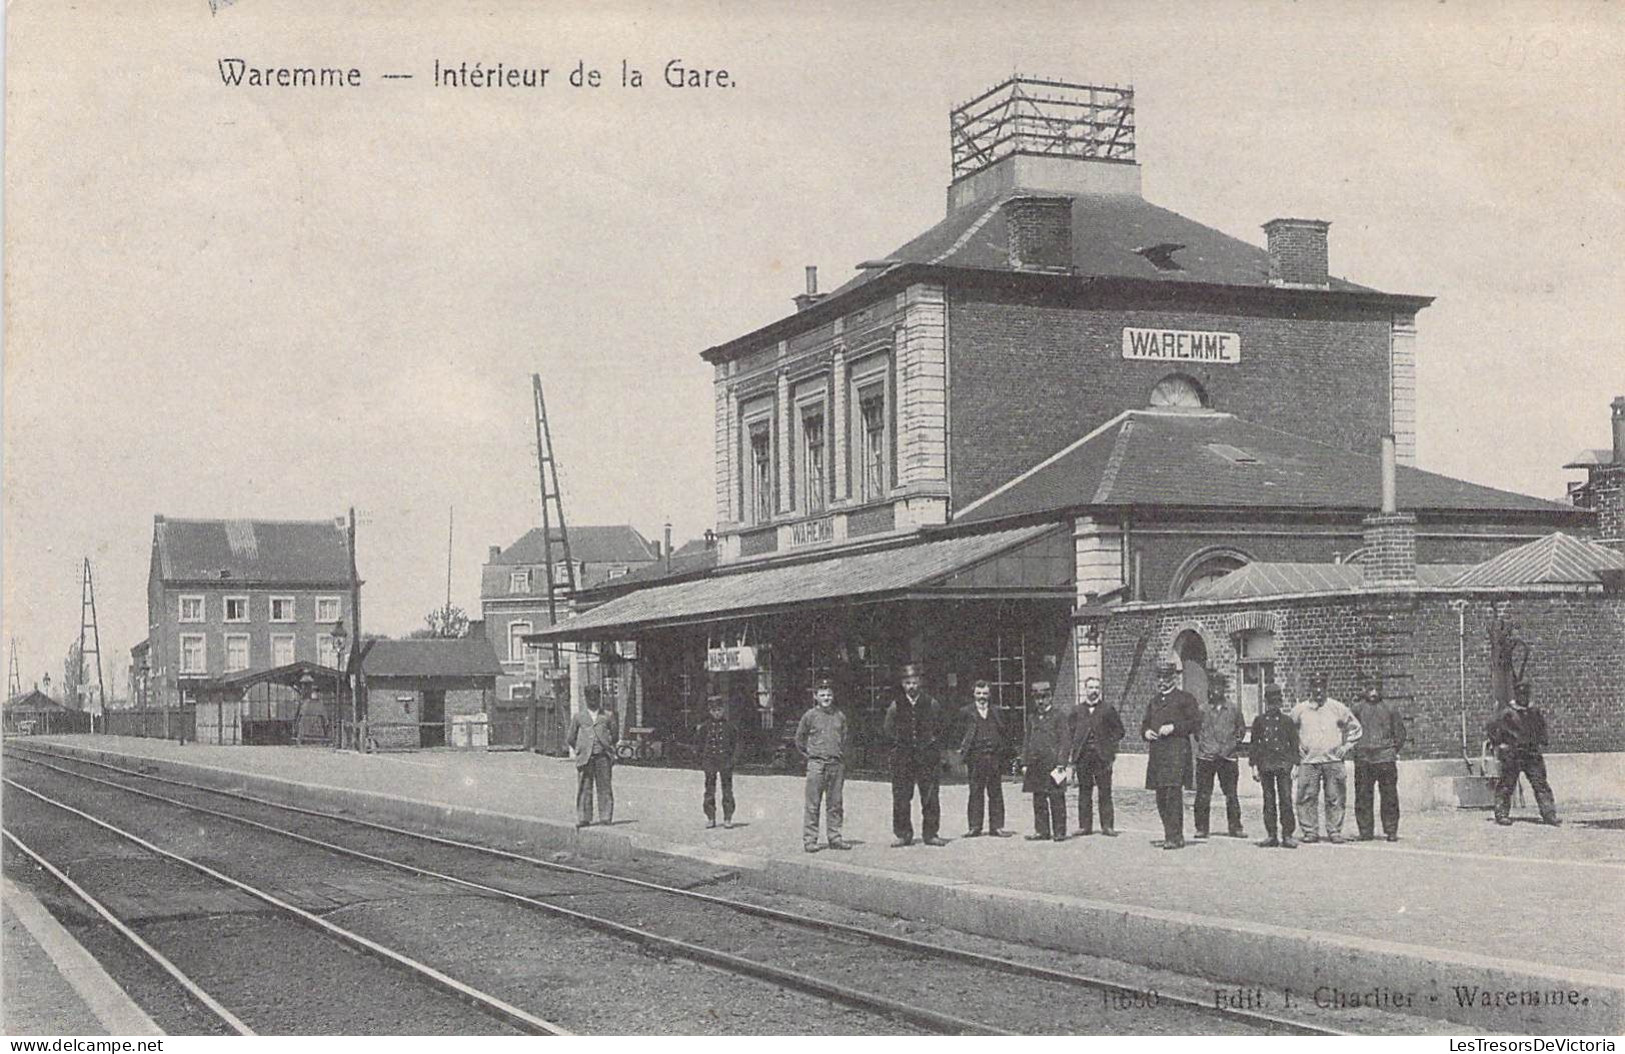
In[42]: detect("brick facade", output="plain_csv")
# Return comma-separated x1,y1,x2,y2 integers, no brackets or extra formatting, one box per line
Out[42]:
1102,590,1625,759
947,289,1398,510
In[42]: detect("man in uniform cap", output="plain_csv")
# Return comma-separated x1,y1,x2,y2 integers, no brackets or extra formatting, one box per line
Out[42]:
1021,681,1072,841
1486,680,1560,827
882,662,950,846
1142,660,1201,849
694,694,740,829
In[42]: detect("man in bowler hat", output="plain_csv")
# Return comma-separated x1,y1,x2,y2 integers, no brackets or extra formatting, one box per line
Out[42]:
883,662,950,846
1142,660,1201,849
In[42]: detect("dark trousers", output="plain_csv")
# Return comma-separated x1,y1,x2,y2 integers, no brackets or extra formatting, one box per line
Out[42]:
965,753,1005,833
1154,786,1185,844
1259,769,1296,839
703,766,735,822
1031,789,1067,839
576,754,613,825
1495,749,1558,823
1354,760,1400,837
892,765,941,841
1194,757,1243,835
1075,754,1115,832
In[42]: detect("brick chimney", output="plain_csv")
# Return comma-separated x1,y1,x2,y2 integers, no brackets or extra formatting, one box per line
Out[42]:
487,545,502,561
1362,435,1417,586
1263,218,1331,288
1004,195,1073,272
793,266,827,312
1613,395,1624,466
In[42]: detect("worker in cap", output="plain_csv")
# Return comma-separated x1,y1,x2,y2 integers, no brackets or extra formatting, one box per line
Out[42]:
1021,681,1072,841
1248,683,1299,847
1142,659,1200,849
694,693,740,829
794,676,853,851
883,662,949,846
1193,671,1246,840
1288,671,1362,843
1351,673,1407,842
1486,680,1560,826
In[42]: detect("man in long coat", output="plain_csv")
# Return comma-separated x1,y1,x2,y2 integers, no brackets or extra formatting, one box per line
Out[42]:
1142,660,1201,849
882,662,949,846
1021,681,1072,841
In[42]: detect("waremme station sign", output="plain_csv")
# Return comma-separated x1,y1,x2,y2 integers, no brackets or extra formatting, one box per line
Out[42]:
1121,327,1242,364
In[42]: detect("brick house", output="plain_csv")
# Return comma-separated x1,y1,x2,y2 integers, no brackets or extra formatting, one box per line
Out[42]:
532,77,1605,770
137,515,355,711
480,525,660,703
358,637,503,750
1565,396,1625,550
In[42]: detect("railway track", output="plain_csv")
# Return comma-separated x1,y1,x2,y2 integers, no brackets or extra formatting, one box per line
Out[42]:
4,745,1344,1036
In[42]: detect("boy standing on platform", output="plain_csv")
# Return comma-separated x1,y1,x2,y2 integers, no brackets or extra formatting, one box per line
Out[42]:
695,694,740,829
795,678,853,852
1248,684,1299,848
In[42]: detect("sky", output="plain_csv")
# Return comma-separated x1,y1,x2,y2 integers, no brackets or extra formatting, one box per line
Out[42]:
5,0,1623,695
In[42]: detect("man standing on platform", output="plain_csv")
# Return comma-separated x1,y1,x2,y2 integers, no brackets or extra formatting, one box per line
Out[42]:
1351,674,1407,842
794,678,853,852
883,663,949,847
567,693,619,827
1069,675,1124,836
1193,671,1247,840
1291,672,1362,844
1248,684,1299,848
1021,681,1072,842
695,694,740,829
1142,660,1201,850
959,680,1011,837
1487,680,1561,827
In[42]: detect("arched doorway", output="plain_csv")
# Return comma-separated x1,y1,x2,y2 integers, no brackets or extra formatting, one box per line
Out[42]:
1173,629,1208,700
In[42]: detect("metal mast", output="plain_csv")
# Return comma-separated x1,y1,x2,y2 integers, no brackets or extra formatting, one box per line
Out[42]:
532,374,577,662
78,559,106,713
7,639,21,699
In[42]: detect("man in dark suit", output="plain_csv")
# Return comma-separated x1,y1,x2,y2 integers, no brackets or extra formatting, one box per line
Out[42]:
1070,675,1125,836
1487,680,1561,827
1142,660,1201,849
958,679,1011,837
882,662,949,846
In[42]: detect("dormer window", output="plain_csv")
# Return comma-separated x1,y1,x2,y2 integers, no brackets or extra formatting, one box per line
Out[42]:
1149,373,1208,409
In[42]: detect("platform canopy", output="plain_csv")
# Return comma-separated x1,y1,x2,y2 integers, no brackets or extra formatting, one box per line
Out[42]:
528,523,1070,643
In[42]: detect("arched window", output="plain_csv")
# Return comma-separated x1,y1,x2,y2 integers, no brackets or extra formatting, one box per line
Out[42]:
1149,374,1208,409
1170,547,1252,599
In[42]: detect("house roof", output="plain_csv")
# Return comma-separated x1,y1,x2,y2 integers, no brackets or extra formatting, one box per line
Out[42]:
1448,532,1625,589
153,516,352,586
491,525,659,566
955,409,1580,525
829,192,1376,301
4,690,67,713
531,523,1062,642
1564,448,1617,469
1193,561,1474,602
361,637,504,679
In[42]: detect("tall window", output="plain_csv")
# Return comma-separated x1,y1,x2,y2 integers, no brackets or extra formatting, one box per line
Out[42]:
224,634,250,673
1237,630,1277,729
748,420,773,524
800,409,826,513
179,635,206,674
509,621,532,663
317,634,340,668
857,387,889,501
271,634,295,667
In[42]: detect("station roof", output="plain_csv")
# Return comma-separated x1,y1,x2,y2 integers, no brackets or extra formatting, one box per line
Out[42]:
1449,532,1625,589
153,516,352,586
954,409,1580,525
529,523,1067,642
1193,561,1473,602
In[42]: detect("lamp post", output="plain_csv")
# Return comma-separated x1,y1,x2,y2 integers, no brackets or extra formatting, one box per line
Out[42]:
331,618,348,750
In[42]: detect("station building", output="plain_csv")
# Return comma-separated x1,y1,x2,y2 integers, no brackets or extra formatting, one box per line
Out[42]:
534,78,1603,770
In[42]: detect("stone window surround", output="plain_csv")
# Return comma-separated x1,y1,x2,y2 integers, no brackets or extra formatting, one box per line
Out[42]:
222,595,250,623
178,595,205,623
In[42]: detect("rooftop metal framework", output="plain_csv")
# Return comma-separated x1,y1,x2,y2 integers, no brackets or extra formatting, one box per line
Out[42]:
950,76,1136,181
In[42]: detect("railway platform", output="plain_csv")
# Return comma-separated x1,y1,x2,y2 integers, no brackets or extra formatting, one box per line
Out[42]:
2,877,161,1036
11,735,1624,1034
